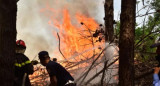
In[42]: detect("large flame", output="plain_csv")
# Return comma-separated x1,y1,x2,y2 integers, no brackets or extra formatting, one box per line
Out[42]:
48,9,104,62
30,6,106,85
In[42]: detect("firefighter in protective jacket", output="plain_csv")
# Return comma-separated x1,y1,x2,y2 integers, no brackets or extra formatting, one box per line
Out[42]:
14,40,34,86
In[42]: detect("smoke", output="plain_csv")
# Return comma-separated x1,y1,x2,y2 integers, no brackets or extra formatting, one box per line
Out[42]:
39,0,104,20
17,0,119,85
17,0,104,59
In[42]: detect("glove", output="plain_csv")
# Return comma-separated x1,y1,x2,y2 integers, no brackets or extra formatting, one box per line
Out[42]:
31,60,39,65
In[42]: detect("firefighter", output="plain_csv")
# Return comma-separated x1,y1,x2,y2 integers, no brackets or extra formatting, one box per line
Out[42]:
38,51,76,86
14,40,34,86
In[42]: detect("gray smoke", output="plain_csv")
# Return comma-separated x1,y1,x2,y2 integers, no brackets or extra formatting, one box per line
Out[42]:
17,0,104,60
17,0,119,85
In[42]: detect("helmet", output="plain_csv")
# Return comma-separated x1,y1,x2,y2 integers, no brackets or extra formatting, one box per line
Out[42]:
16,40,26,48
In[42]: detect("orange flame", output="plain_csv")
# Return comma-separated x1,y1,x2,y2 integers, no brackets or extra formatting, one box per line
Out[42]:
47,8,104,62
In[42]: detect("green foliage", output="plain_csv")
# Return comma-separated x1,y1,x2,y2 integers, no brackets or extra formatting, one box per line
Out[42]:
114,21,120,38
151,0,160,10
134,0,160,60
134,17,159,60
114,0,160,61
115,16,159,61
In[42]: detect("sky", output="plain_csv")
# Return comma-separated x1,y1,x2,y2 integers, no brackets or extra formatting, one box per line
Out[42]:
17,0,152,60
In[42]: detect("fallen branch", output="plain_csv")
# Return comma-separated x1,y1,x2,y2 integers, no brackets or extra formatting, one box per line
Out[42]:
75,55,108,83
66,55,96,69
100,60,108,86
84,58,119,85
79,47,107,84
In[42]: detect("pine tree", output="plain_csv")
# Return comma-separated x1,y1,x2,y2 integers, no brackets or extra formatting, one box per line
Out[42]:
0,0,17,85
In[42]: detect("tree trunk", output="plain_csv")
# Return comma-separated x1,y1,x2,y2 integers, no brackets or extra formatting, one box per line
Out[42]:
104,0,114,42
0,0,17,85
119,0,136,86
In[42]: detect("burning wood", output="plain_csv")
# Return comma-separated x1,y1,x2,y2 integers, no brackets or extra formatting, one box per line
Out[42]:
28,5,119,86
29,66,49,86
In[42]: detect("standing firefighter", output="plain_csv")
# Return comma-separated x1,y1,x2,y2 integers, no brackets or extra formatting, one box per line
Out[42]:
14,40,34,86
38,51,76,86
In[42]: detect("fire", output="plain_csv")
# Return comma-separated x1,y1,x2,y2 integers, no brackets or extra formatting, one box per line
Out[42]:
47,8,104,62
30,5,106,85
30,66,49,86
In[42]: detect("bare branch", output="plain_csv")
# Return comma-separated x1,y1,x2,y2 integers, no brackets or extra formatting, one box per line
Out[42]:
84,58,119,85
57,33,67,60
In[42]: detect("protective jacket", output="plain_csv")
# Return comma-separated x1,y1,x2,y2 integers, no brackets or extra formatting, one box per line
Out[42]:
14,53,34,86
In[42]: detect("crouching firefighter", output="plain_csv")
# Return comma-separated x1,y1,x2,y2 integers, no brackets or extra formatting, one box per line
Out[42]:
14,40,34,86
38,51,76,86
